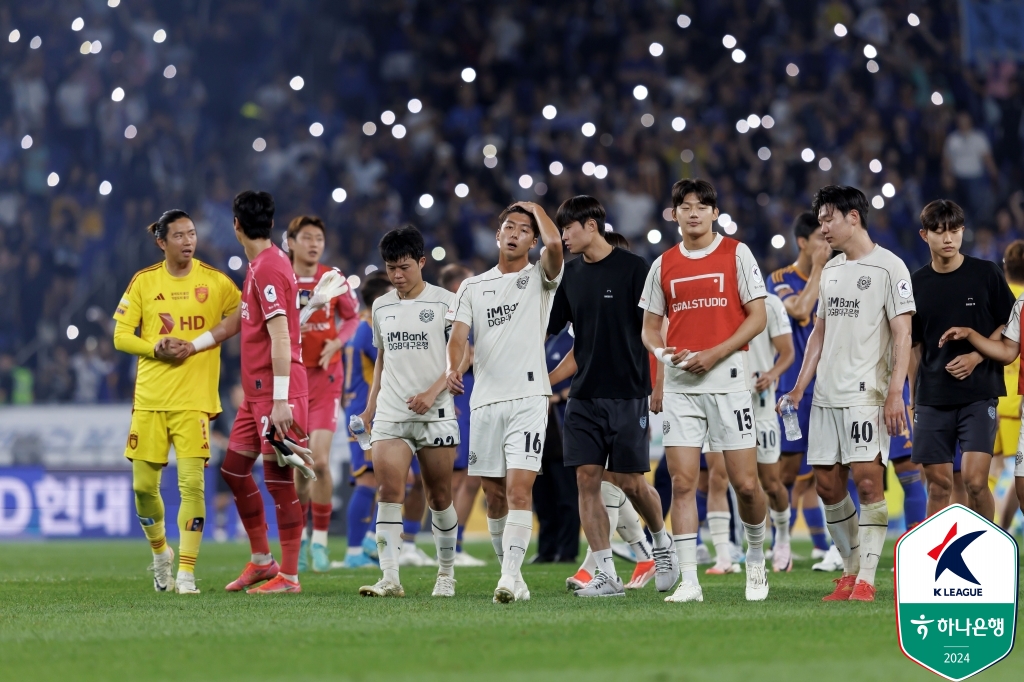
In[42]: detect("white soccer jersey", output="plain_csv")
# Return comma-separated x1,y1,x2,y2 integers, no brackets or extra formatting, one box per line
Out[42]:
812,245,915,408
448,261,562,410
371,284,456,423
1001,292,1024,343
748,293,792,380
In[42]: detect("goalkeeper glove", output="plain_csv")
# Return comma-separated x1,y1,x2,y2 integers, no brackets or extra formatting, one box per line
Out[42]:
299,269,350,325
267,425,316,480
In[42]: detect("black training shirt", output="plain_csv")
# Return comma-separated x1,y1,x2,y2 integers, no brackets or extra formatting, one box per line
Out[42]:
546,247,651,399
911,254,1015,406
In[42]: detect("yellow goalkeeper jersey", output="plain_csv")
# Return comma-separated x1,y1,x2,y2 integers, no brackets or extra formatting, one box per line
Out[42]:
998,282,1024,417
113,259,240,414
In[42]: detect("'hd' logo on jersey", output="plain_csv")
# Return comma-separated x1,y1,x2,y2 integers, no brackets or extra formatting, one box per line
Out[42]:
895,504,1018,681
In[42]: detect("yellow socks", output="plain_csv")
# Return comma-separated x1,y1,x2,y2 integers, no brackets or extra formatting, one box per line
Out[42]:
177,458,206,574
132,460,166,555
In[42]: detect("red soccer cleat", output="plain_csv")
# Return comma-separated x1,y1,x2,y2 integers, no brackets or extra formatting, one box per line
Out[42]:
822,574,857,601
246,574,301,594
225,560,280,592
566,568,592,591
625,560,656,589
848,580,876,602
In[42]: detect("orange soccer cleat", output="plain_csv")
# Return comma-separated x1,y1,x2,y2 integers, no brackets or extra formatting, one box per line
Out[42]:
848,580,876,602
566,568,592,591
225,560,280,592
247,574,301,594
625,560,656,589
822,574,857,601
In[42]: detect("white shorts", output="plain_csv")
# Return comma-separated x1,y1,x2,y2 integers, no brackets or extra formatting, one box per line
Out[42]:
469,396,549,477
754,403,781,464
370,419,460,454
1014,420,1024,476
807,405,890,467
662,391,758,452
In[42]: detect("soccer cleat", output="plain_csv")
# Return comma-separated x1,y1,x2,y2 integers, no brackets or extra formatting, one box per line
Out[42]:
247,574,301,594
175,570,200,594
652,545,680,592
625,560,656,589
566,568,592,591
822,574,857,601
729,541,745,564
431,573,456,597
745,560,769,601
149,548,175,592
771,543,793,573
812,545,844,572
359,578,405,597
494,575,517,603
696,543,713,565
362,534,379,560
398,544,436,567
452,551,487,567
298,538,310,573
575,571,625,598
333,553,378,569
664,580,703,603
610,540,635,561
514,577,531,602
705,561,741,575
849,580,876,602
811,547,828,561
225,559,279,592
311,543,331,573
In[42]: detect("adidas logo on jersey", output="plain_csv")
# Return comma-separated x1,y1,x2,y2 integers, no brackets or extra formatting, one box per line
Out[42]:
154,293,165,300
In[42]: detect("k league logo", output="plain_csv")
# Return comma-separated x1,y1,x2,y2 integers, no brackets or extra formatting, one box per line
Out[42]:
895,504,1018,681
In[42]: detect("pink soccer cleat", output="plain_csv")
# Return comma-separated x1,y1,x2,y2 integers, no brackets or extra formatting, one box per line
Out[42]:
225,560,280,592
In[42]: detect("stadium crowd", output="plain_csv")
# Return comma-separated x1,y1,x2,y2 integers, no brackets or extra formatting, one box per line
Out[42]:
1,0,1024,403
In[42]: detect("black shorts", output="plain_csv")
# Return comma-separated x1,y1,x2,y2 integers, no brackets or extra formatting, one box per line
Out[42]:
562,397,650,473
911,399,998,465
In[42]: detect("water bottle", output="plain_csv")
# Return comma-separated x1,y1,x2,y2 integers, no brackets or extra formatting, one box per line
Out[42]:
349,414,371,451
779,395,802,441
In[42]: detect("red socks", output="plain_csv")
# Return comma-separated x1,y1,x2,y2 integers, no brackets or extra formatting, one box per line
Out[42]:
220,450,270,556
263,459,303,576
312,502,332,532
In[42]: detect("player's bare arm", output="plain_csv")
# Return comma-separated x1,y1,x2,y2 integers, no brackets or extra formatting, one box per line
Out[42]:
445,320,470,395
940,325,1020,365
356,347,385,434
778,313,825,413
342,345,355,408
267,314,293,435
909,343,921,408
682,297,766,375
514,201,563,280
548,346,577,386
406,371,448,415
884,313,913,436
781,241,830,322
641,310,674,362
755,332,794,393
650,356,664,414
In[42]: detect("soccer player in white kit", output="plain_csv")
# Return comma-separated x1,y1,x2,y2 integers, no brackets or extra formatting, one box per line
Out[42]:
747,293,795,571
446,201,563,603
779,186,915,602
356,226,460,598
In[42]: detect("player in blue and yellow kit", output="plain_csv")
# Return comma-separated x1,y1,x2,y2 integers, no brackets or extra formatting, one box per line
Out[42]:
342,272,393,568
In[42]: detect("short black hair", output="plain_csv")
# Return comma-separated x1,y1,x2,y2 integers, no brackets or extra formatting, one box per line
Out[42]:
379,224,424,263
148,209,191,241
811,185,869,229
233,190,275,240
920,199,965,233
361,271,393,308
603,231,631,251
498,205,539,238
792,211,820,242
555,195,606,234
671,178,717,211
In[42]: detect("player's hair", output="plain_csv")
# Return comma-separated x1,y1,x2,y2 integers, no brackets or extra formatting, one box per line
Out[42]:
792,211,820,242
439,263,472,290
555,195,606,234
148,209,192,241
603,231,631,251
671,177,717,211
812,185,869,229
361,271,393,307
1004,240,1024,284
285,215,325,262
379,224,424,263
232,190,275,240
919,199,965,233
498,205,539,238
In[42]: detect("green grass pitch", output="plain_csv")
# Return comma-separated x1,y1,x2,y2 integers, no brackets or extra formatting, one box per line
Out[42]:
1,540,1020,682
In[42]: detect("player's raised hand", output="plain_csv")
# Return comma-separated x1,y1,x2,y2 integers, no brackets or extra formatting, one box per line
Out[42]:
406,391,436,415
883,388,906,437
512,200,544,218
446,369,464,395
938,327,973,348
271,399,294,435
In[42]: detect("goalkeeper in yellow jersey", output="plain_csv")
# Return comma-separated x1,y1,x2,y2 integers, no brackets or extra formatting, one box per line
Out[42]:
113,209,241,594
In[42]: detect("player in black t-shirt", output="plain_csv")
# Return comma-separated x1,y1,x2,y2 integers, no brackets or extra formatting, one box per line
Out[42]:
909,199,1016,521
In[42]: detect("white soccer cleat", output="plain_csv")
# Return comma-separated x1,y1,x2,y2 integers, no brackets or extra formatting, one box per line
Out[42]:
705,560,741,575
812,545,844,572
149,548,175,592
695,543,713,565
452,551,487,567
745,560,769,601
493,574,517,603
299,269,350,325
811,547,828,561
771,543,793,573
359,578,405,597
398,543,436,566
664,580,703,603
514,576,531,602
175,570,200,594
431,573,456,597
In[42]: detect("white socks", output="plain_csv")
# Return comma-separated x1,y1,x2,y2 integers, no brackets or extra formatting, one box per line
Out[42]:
651,528,672,551
824,495,861,576
376,502,404,584
311,529,328,546
615,492,653,562
501,510,532,579
858,500,888,586
487,514,507,564
743,517,766,564
707,511,732,564
673,533,699,585
431,504,459,577
770,506,790,546
593,548,617,579
601,481,623,537
252,552,273,565
580,547,597,575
